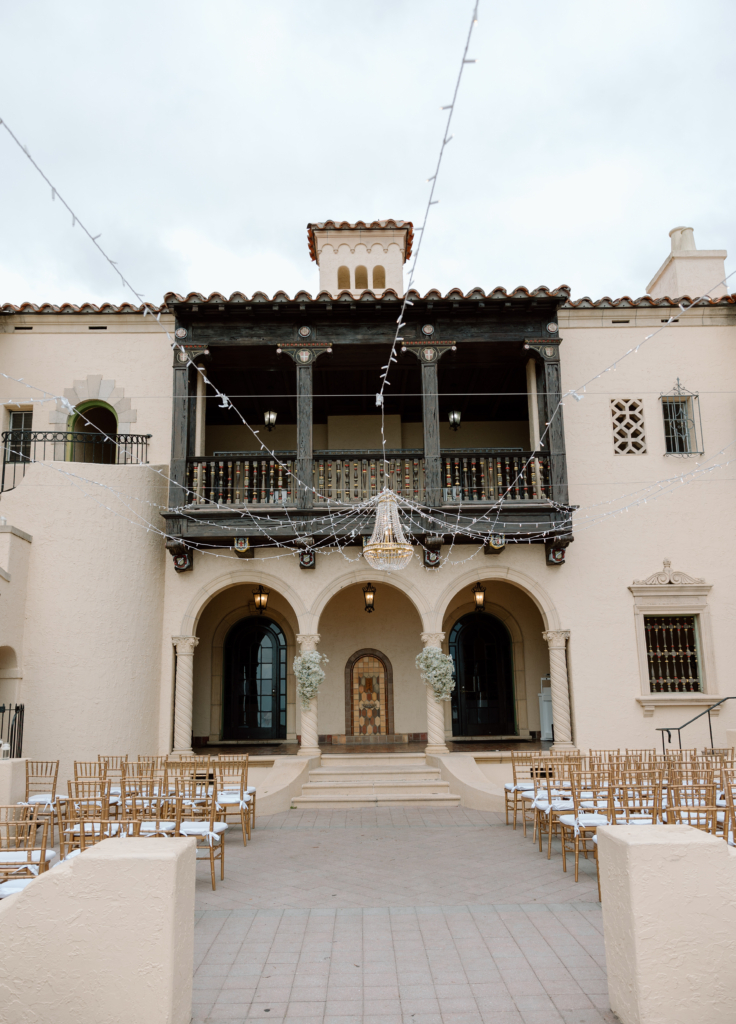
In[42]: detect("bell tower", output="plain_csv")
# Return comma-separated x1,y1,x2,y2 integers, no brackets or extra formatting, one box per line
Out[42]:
307,219,413,298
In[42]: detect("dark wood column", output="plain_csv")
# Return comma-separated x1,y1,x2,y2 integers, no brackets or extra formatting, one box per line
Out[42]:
168,352,192,510
542,356,569,505
421,361,441,505
296,362,313,509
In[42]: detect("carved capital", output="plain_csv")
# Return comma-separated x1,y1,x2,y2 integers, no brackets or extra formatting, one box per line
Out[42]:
421,632,445,649
296,633,321,652
172,635,199,657
542,630,570,649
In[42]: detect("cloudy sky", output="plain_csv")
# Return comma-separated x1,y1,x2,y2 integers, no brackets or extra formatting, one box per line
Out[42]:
1,0,734,307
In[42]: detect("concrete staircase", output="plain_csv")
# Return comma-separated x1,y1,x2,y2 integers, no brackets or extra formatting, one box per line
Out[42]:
291,752,461,809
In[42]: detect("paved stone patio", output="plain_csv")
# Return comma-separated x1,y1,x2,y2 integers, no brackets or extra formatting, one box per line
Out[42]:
193,808,614,1024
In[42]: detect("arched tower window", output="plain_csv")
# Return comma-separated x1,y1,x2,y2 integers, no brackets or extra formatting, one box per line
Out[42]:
70,403,118,464
354,265,368,290
337,266,350,291
372,265,386,290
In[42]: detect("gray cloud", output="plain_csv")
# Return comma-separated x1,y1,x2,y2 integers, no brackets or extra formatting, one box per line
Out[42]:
0,0,733,306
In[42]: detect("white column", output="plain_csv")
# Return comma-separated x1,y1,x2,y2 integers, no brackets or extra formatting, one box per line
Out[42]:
172,636,199,755
421,632,450,755
542,630,574,748
296,633,321,757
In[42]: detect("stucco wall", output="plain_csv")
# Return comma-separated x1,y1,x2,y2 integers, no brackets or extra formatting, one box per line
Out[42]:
0,462,167,777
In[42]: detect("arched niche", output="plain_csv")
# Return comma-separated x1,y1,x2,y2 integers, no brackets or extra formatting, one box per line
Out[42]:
190,581,301,744
372,265,386,289
337,266,351,290
354,265,368,290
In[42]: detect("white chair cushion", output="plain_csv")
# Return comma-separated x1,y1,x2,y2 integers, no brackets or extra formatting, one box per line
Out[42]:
179,821,228,839
0,878,35,897
218,793,252,805
558,813,609,828
246,786,256,795
140,821,176,833
27,794,54,805
0,849,55,864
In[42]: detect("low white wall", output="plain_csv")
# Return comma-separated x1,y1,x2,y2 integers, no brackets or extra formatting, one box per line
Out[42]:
0,758,26,804
598,824,736,1024
428,754,508,811
255,755,317,816
0,837,196,1024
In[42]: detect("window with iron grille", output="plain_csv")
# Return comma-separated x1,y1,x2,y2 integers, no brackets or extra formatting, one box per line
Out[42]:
610,398,646,454
644,615,701,692
661,380,702,456
5,410,32,463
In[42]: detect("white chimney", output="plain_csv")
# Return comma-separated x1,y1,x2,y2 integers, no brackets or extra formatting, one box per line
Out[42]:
307,220,413,298
646,226,728,299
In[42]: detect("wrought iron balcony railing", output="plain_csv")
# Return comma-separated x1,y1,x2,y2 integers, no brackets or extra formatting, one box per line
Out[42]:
1,430,151,491
185,450,551,507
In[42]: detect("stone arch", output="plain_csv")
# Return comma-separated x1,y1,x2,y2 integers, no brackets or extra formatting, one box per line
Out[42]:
430,564,560,634
180,568,308,637
442,599,529,738
307,568,432,635
187,574,304,744
48,374,137,427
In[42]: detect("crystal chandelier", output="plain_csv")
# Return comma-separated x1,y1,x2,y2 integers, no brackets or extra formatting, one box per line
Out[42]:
363,489,414,571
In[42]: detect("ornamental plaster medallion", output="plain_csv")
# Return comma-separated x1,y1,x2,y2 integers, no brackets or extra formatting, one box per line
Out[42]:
298,326,312,338
633,559,705,585
174,327,188,339
299,550,316,570
546,322,559,333
421,324,435,336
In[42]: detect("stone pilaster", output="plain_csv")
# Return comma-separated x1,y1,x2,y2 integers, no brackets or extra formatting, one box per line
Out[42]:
172,635,199,755
542,630,574,748
420,632,450,755
296,633,321,757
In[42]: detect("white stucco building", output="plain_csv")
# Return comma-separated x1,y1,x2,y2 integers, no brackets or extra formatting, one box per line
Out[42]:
1,220,734,799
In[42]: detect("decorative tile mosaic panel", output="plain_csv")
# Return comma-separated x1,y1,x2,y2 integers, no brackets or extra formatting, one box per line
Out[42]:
351,655,386,735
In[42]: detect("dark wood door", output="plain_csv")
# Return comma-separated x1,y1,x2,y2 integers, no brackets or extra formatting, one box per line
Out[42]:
449,613,515,736
222,617,287,740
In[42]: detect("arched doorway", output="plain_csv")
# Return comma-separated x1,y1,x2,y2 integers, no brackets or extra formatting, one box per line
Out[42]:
449,613,515,736
71,403,118,464
222,617,287,741
344,650,394,738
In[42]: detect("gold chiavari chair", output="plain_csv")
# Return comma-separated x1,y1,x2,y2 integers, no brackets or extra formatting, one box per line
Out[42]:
720,768,736,844
138,754,168,771
559,768,613,882
24,760,59,844
74,761,106,780
532,762,574,859
129,791,178,838
173,778,227,890
213,758,251,845
98,755,129,795
666,778,720,835
67,778,118,820
212,753,256,828
0,818,52,882
505,752,541,829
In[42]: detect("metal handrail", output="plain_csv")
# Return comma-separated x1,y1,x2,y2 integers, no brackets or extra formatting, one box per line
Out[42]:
656,695,736,753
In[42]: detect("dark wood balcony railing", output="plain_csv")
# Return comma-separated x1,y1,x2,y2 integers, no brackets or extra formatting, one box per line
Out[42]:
186,450,550,507
1,430,151,492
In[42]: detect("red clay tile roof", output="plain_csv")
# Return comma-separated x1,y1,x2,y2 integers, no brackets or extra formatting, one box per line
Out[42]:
306,220,414,262
3,289,734,314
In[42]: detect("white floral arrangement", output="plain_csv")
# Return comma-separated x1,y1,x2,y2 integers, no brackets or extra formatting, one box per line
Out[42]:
293,651,329,709
416,646,456,702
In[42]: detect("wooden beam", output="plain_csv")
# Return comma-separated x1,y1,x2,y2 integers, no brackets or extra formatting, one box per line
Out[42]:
296,363,313,508
421,362,441,504
168,353,191,510
542,357,569,505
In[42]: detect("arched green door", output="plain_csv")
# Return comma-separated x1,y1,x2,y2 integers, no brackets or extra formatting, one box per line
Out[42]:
449,613,515,736
223,617,287,740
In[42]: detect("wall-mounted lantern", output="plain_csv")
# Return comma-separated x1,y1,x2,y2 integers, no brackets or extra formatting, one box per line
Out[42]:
448,410,461,431
264,410,277,431
363,582,376,613
253,585,270,614
472,581,486,612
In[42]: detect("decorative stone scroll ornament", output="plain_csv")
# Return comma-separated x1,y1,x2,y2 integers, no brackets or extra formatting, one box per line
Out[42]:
420,633,450,755
633,559,705,585
295,634,322,757
172,636,199,754
541,630,574,748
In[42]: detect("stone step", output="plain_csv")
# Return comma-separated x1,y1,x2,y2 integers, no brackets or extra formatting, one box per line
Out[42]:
319,753,427,767
300,779,453,796
292,791,461,809
310,765,440,782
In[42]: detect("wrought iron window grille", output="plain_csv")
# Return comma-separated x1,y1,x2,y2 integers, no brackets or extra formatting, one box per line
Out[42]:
660,379,703,457
644,614,702,693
